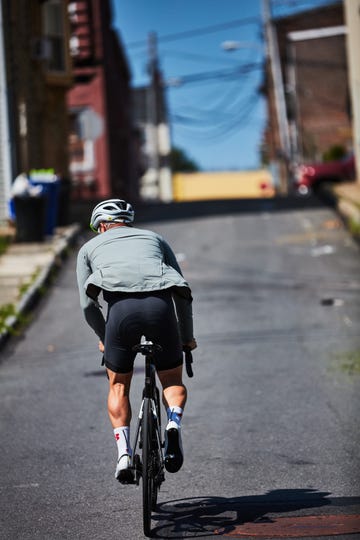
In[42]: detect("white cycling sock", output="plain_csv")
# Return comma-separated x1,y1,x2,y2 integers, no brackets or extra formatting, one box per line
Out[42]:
114,426,132,458
167,406,183,427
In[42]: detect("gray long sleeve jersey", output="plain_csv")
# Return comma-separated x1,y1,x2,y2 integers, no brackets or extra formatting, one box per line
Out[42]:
76,226,194,344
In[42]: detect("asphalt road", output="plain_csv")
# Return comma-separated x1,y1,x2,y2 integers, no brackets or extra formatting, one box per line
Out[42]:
1,198,359,539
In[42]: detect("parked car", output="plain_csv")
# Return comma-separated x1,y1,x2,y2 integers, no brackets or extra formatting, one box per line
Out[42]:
293,153,355,195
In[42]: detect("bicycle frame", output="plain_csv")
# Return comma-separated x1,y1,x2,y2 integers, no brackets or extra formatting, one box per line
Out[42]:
131,343,164,484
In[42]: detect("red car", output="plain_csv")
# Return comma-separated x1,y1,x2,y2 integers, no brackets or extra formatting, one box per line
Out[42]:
293,153,355,195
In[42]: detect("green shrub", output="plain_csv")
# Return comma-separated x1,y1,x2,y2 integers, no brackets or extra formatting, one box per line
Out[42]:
322,145,346,162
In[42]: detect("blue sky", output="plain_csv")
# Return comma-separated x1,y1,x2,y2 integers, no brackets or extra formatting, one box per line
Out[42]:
111,0,336,171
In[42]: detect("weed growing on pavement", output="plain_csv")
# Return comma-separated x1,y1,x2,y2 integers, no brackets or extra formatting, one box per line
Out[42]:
18,268,41,298
0,304,17,334
338,351,360,375
331,350,360,376
348,217,360,238
0,303,31,336
0,236,10,256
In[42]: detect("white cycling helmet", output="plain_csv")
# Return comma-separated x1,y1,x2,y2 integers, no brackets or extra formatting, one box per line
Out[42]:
90,199,134,232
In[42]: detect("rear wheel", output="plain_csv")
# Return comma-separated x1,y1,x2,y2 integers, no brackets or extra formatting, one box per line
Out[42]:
142,398,156,537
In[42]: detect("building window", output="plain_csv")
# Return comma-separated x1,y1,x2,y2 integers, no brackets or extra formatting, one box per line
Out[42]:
42,0,66,72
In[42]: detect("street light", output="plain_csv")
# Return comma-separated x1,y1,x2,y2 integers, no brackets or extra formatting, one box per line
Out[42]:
221,40,263,52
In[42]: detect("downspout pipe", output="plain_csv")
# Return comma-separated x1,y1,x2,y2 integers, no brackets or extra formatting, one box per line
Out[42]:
0,0,13,223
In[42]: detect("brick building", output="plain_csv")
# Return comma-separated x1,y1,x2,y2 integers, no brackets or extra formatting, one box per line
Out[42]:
1,0,72,184
263,2,352,170
67,0,138,202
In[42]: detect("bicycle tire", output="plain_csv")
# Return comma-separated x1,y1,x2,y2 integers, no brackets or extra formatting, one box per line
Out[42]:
154,386,161,432
151,387,162,511
142,397,155,537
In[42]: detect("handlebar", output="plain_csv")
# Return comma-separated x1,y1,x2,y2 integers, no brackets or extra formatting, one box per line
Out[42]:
183,346,194,378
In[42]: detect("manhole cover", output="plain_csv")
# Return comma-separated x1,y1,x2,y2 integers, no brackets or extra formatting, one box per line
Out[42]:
215,514,360,537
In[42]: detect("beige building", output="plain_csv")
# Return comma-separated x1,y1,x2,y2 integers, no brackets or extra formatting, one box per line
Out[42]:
173,170,274,202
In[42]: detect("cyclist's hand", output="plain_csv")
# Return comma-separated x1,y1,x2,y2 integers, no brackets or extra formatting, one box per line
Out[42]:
99,340,104,353
184,338,197,351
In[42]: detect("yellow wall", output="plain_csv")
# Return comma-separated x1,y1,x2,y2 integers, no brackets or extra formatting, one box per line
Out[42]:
173,170,274,201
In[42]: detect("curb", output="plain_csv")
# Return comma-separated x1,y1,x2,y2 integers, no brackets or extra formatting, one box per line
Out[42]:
0,223,81,350
320,183,360,241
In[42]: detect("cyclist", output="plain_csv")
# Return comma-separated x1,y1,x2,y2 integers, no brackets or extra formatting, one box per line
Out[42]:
76,199,197,483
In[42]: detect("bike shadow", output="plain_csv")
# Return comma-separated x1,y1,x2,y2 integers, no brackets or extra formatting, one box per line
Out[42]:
150,489,360,538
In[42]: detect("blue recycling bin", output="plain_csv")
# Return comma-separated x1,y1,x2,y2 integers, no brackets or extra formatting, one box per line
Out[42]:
30,175,60,236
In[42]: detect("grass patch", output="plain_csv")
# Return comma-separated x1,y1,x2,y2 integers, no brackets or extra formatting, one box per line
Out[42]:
0,236,10,256
332,350,360,376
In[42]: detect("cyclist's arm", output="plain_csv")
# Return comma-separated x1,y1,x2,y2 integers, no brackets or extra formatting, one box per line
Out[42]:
76,246,106,342
172,291,194,344
162,239,184,276
161,238,196,345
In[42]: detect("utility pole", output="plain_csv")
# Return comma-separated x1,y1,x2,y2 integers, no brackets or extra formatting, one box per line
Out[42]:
262,0,291,194
144,32,173,202
145,31,160,199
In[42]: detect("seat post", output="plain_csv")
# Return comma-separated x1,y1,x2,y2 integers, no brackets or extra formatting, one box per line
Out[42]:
144,354,152,398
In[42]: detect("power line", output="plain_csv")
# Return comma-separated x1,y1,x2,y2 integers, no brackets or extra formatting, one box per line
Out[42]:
164,62,263,87
162,49,248,67
171,71,261,120
127,16,261,49
170,91,263,142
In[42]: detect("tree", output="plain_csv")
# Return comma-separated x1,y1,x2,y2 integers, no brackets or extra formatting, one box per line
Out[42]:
170,146,200,172
322,145,346,162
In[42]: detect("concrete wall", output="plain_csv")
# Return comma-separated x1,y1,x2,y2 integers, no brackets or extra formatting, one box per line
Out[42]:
344,0,360,181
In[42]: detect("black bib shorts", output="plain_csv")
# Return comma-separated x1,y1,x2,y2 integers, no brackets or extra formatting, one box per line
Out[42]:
103,290,183,374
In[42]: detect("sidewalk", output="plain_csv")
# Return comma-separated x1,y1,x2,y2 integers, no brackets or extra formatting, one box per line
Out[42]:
0,223,80,348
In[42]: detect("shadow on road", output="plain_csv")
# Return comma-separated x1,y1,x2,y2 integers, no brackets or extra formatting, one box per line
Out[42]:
71,195,328,228
151,489,360,538
135,195,326,224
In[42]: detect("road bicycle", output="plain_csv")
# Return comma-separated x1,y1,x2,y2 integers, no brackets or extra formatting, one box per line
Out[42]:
129,341,193,537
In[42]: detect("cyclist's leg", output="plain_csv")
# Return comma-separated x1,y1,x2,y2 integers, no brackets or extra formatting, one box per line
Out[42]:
102,294,141,481
157,366,186,473
106,369,135,481
157,365,187,410
107,368,133,427
103,293,143,426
